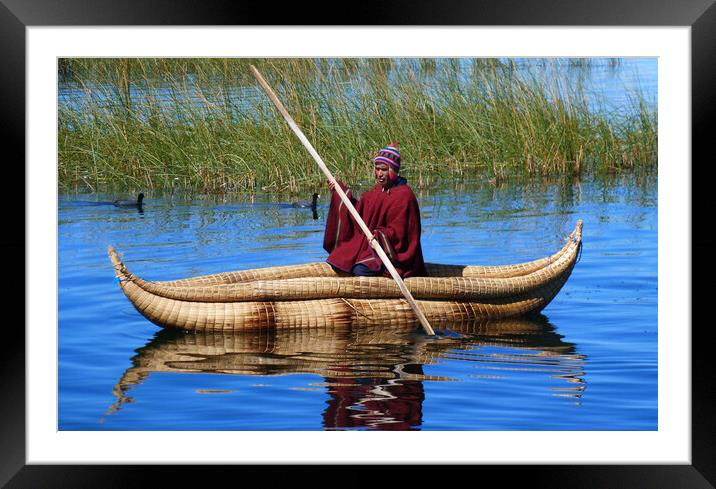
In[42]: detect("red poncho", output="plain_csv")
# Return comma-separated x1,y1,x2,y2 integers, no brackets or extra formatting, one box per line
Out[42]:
323,178,427,278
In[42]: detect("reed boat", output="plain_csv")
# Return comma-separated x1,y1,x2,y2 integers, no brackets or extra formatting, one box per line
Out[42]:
108,220,582,332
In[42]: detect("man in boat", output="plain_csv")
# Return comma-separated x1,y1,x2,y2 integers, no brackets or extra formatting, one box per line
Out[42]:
323,143,427,278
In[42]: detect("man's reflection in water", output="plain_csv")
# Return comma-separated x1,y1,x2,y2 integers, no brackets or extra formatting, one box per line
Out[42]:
323,364,425,430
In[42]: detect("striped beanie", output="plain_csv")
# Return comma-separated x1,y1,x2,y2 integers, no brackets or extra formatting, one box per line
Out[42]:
374,143,401,173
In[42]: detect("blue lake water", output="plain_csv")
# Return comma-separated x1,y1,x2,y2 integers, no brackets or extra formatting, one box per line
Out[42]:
58,173,657,430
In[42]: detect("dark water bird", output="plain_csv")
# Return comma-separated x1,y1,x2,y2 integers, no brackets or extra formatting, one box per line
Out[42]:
291,193,319,209
113,193,144,208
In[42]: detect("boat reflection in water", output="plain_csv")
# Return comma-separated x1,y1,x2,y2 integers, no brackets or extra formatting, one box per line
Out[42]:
109,315,586,430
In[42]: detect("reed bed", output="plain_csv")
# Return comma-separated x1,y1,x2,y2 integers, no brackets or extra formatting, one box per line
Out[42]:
58,58,657,194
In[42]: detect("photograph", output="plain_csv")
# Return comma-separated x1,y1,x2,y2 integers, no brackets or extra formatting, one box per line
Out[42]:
57,57,657,432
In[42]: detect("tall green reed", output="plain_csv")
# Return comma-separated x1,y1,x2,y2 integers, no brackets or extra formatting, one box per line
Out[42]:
58,58,657,194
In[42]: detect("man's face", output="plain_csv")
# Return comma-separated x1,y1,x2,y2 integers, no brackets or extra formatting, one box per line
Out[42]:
374,163,391,187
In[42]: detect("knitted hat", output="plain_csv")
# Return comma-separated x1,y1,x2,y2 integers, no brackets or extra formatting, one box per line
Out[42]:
374,143,401,173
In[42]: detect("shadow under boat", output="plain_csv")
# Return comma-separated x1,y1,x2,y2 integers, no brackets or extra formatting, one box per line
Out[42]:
107,314,586,429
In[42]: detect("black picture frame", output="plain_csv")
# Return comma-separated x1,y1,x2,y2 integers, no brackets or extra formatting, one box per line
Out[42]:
5,0,714,487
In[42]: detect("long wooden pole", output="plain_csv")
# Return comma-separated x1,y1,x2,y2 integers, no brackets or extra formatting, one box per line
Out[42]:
250,65,435,336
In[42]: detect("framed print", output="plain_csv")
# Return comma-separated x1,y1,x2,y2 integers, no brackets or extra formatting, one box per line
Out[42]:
7,0,715,486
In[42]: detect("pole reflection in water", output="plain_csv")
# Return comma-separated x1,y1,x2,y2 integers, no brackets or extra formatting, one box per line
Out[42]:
108,315,586,430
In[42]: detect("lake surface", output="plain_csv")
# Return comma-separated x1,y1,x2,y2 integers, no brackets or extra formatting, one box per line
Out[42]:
58,173,657,430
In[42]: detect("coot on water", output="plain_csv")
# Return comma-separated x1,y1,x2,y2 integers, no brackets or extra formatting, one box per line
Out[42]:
114,193,144,208
291,193,319,209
